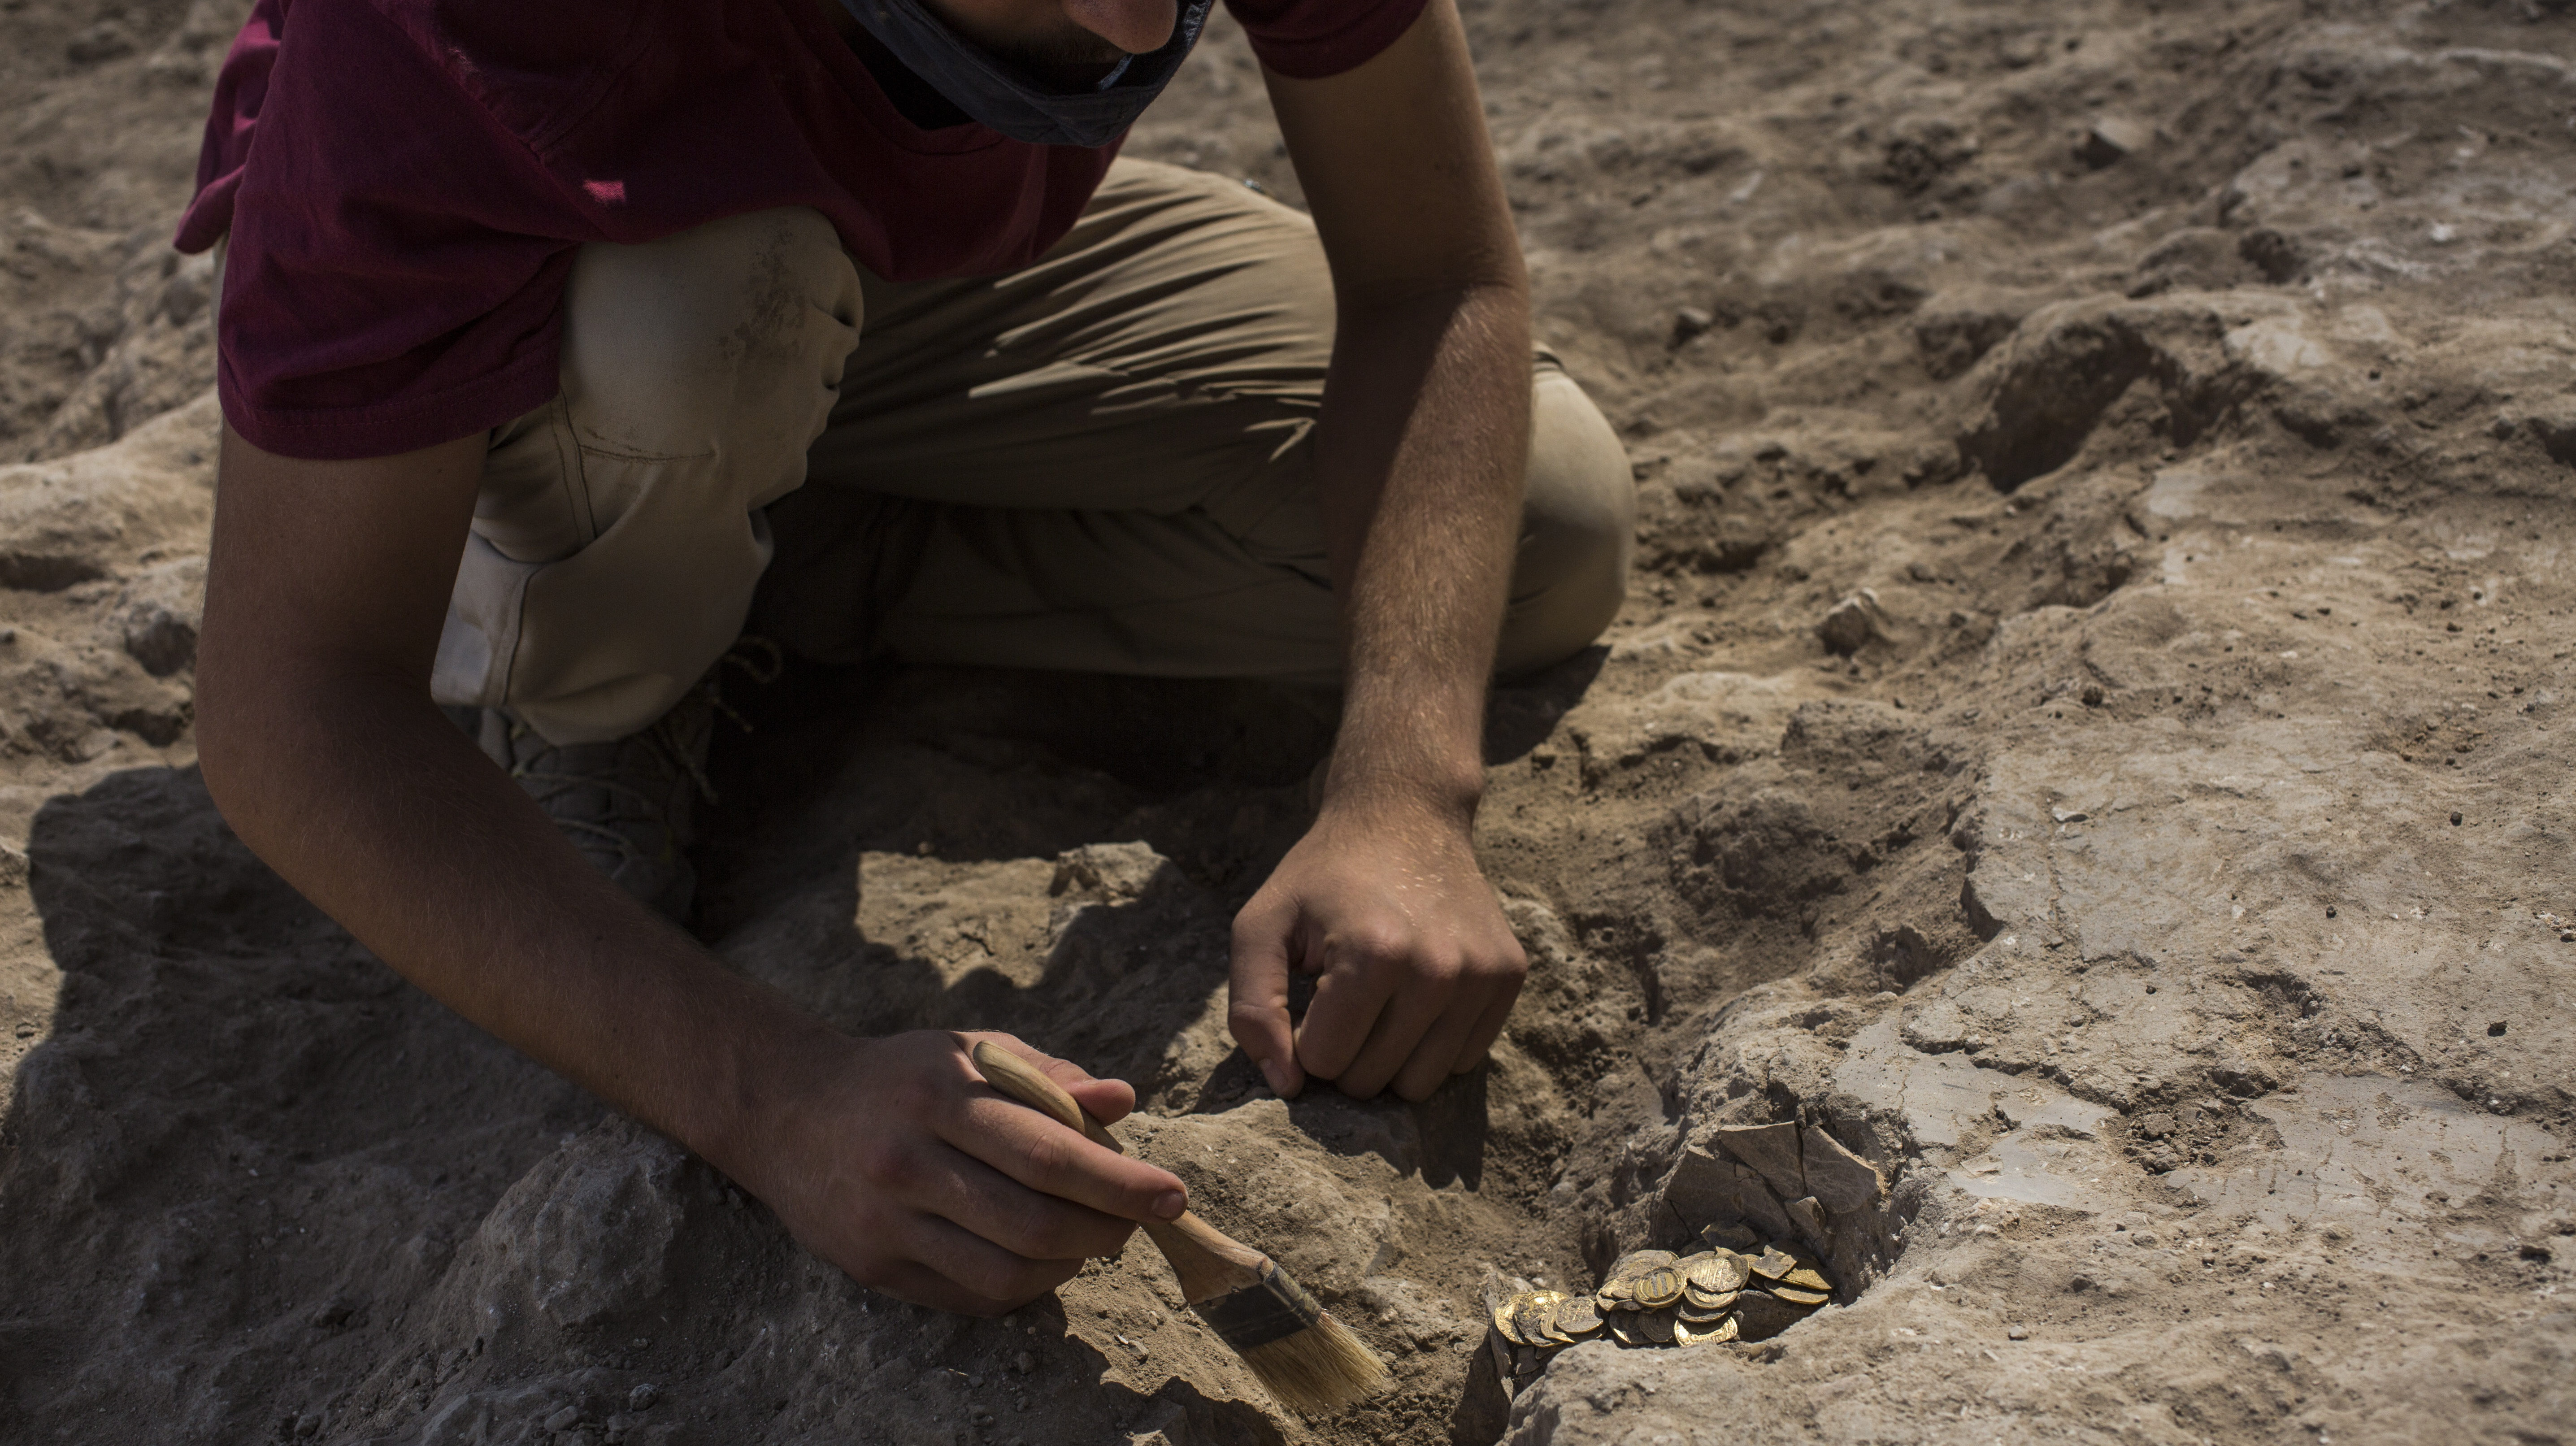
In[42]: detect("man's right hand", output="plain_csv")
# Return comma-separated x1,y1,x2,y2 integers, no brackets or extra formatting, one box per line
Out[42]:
736,1030,1188,1315
195,424,1179,1319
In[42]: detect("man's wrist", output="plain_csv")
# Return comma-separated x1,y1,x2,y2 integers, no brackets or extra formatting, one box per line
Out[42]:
656,967,855,1190
1316,752,1486,830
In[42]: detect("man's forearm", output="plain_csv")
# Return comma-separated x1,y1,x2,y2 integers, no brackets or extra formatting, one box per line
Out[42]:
1313,280,1533,817
195,671,824,1176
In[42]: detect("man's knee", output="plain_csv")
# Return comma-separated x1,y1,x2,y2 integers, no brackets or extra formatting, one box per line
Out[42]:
1497,368,1635,677
558,208,862,482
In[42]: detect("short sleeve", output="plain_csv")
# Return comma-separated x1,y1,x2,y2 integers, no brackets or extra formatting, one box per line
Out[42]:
209,0,593,459
1221,0,1430,80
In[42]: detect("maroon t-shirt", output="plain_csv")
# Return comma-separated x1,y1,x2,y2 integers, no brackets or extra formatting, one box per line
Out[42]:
178,0,1427,460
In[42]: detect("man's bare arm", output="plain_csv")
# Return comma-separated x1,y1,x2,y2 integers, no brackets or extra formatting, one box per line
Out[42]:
195,424,1186,1313
1228,0,1533,1102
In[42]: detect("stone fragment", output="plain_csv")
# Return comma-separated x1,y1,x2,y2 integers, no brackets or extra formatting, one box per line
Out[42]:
1798,1126,1885,1212
1817,590,1891,655
2073,117,2150,168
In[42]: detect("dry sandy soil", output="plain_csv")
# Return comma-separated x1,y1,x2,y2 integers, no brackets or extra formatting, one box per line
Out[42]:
3,0,2573,1443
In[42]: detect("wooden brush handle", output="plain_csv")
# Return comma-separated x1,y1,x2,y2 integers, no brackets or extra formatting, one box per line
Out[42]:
970,1042,1268,1303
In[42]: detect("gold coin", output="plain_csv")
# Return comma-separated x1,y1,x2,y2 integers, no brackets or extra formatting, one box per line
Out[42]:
1638,1308,1677,1345
1677,1299,1729,1324
1513,1290,1566,1347
1683,1284,1741,1312
1747,1244,1798,1280
1608,1249,1677,1277
1677,1315,1740,1345
1767,1284,1831,1307
1555,1297,1603,1338
1633,1267,1685,1309
1491,1298,1525,1345
1606,1313,1648,1347
1687,1251,1751,1294
1781,1266,1832,1292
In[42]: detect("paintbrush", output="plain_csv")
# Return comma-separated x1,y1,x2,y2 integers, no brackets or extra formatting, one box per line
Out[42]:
970,1042,1390,1415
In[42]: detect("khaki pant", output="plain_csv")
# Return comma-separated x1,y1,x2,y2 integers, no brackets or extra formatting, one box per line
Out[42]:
432,160,1636,746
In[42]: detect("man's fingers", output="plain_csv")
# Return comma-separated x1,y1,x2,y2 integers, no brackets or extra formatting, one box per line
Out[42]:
1454,977,1520,1074
1227,897,1306,1097
1291,945,1399,1086
915,1126,1142,1260
903,1212,1087,1309
1392,989,1489,1101
1334,964,1456,1099
865,1256,1031,1317
973,1032,1141,1126
950,1086,1186,1227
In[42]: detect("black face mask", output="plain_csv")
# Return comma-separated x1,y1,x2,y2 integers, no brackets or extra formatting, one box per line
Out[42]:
835,0,1213,148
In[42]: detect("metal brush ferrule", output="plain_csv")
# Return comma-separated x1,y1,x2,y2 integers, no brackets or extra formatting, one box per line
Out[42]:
1191,1263,1324,1350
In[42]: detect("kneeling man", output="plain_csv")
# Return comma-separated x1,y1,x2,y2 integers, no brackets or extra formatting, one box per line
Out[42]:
188,0,1632,1315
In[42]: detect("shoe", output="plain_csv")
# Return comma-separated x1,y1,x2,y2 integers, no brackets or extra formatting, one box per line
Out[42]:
472,690,716,923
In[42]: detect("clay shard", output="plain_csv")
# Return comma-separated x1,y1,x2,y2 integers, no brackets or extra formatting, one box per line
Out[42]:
1799,1125,1886,1212
1782,1193,1834,1256
1711,1122,1808,1202
1664,1146,1797,1241
1747,1243,1798,1280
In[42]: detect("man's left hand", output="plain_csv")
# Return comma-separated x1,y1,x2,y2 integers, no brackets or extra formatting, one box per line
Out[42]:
1227,800,1526,1102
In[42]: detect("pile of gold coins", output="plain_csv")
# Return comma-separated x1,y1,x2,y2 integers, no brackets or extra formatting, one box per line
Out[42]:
1491,1240,1834,1356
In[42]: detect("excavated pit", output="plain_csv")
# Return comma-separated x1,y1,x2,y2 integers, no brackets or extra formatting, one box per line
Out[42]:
4,0,2575,1443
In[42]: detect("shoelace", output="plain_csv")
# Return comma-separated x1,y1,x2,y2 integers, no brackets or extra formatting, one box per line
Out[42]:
499,634,783,869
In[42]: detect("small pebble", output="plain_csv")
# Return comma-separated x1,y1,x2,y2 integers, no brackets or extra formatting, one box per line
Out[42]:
543,1406,581,1432
626,1385,659,1411
2450,812,2463,825
2007,1325,2030,1341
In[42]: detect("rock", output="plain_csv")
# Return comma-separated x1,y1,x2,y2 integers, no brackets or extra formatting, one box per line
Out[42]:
2135,1112,2176,1140
1816,590,1891,655
116,556,205,676
65,21,136,64
1670,306,1716,346
447,1120,691,1342
2007,1324,2030,1341
2072,117,2150,168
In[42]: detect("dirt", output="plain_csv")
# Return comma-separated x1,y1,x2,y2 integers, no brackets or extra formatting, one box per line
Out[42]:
1,0,2572,1443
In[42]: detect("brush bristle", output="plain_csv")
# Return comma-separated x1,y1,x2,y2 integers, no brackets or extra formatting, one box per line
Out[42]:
1234,1310,1390,1415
